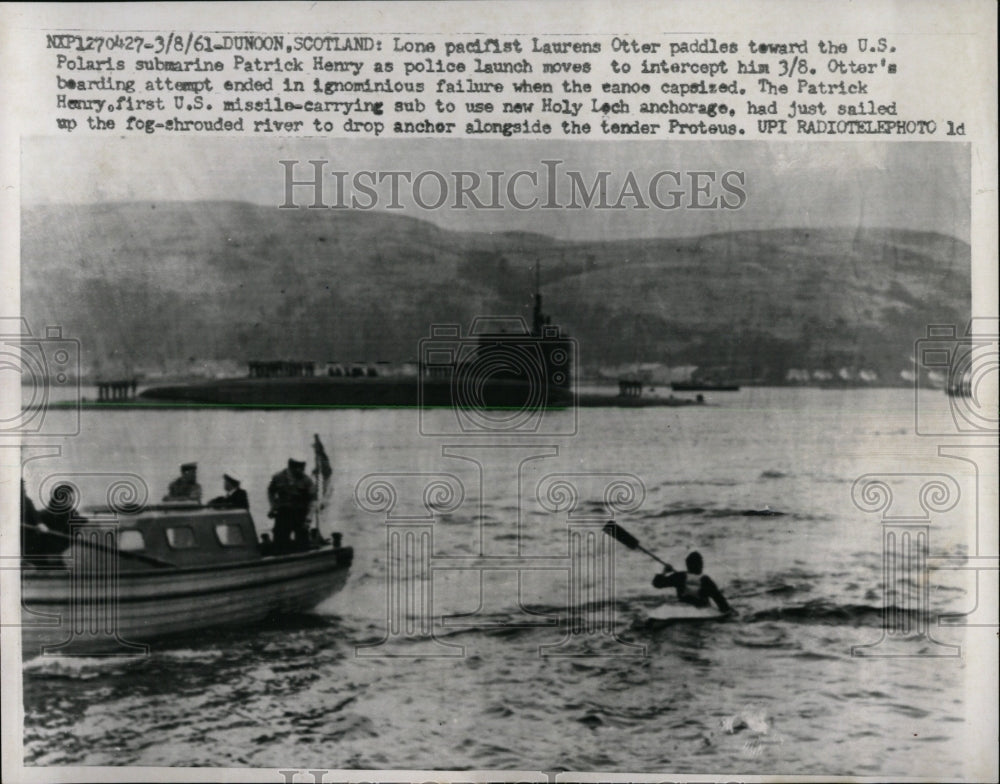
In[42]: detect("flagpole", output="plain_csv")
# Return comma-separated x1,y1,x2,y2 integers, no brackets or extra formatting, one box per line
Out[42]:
312,433,333,540
312,466,320,534
312,434,322,536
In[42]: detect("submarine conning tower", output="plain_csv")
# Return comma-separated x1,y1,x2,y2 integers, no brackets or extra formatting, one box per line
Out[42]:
532,257,549,336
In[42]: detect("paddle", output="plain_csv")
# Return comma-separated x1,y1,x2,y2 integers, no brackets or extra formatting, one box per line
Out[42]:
602,521,671,568
21,524,178,569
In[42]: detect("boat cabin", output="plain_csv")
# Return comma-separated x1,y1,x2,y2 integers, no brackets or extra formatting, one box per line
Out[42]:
82,505,263,570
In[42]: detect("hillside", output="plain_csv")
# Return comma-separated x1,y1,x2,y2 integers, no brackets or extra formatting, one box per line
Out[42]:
21,202,970,384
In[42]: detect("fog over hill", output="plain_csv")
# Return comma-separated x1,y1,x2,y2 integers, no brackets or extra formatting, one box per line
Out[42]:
21,201,969,384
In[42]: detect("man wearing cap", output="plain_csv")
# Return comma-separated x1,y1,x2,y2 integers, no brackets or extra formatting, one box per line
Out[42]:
267,458,316,550
163,463,202,503
208,474,249,510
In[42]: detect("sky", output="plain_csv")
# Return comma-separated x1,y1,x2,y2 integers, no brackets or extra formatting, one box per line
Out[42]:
22,137,969,242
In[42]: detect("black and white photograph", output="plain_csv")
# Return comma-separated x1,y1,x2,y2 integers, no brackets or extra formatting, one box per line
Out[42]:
2,4,997,783
9,134,994,777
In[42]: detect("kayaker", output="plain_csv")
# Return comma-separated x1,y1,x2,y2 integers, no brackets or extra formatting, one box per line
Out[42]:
267,458,316,551
652,551,733,613
208,474,249,510
163,462,202,503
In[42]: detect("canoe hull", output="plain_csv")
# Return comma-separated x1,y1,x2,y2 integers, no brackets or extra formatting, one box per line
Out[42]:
641,602,731,625
20,546,353,657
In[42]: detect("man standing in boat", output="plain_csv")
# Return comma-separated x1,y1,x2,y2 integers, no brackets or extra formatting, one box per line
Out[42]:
163,462,202,503
267,458,316,551
208,474,249,510
652,551,733,613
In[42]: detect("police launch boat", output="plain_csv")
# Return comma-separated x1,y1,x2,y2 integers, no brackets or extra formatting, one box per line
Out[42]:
20,504,353,657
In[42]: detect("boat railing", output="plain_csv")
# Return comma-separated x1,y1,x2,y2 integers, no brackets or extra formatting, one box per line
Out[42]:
83,502,229,515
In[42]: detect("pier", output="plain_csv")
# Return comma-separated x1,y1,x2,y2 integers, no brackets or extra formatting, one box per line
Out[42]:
618,379,644,398
248,360,315,378
96,379,138,401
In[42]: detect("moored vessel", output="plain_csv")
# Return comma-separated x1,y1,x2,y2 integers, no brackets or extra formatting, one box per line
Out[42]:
670,380,740,392
137,274,574,410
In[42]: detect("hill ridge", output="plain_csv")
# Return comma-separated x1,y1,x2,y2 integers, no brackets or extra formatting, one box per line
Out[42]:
21,202,970,384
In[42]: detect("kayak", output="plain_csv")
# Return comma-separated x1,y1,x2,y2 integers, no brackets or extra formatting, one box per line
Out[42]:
642,602,732,624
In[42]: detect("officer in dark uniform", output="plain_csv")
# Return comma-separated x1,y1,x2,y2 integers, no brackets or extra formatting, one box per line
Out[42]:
21,480,43,562
208,474,250,510
267,458,316,550
164,462,202,503
23,482,81,563
21,479,37,527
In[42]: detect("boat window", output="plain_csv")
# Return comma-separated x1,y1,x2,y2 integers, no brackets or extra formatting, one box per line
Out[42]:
165,526,198,549
118,529,145,551
215,523,246,546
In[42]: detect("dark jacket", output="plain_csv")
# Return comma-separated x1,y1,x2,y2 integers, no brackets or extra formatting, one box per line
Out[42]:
268,470,316,519
164,476,202,503
208,488,250,510
652,569,732,613
24,504,80,559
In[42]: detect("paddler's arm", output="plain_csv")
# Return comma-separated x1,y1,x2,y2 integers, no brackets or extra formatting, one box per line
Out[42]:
651,565,678,589
702,575,733,613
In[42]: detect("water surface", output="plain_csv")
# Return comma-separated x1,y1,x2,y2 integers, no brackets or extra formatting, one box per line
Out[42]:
21,388,980,776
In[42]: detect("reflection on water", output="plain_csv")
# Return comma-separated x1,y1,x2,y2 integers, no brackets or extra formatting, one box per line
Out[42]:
21,388,977,775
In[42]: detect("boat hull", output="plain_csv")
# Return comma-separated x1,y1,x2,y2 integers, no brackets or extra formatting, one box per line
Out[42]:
20,546,353,657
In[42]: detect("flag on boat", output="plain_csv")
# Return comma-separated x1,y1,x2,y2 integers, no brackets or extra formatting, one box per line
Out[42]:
312,434,333,507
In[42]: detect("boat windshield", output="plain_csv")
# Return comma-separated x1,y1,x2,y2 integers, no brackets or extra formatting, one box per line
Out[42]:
165,526,197,549
215,523,247,546
118,530,146,551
